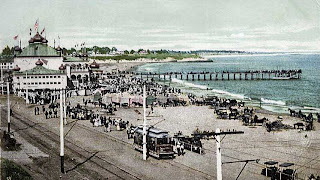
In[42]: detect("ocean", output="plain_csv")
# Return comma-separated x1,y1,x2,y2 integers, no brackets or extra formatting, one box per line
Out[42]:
135,54,320,114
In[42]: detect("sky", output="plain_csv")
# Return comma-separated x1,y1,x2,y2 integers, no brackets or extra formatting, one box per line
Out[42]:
0,0,320,52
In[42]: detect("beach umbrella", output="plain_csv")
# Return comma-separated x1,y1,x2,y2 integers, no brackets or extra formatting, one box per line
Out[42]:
146,95,156,105
102,94,112,103
168,94,178,101
157,94,167,103
178,94,190,105
111,94,120,103
93,91,102,102
120,92,131,104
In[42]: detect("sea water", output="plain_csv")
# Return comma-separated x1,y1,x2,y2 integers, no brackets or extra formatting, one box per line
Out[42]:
136,54,320,114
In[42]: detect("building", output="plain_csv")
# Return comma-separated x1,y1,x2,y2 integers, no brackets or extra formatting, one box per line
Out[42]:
11,28,101,94
0,57,14,71
12,59,67,92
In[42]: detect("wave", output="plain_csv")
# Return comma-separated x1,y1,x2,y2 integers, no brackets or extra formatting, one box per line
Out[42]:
171,78,246,99
211,89,246,100
261,98,286,106
171,78,208,89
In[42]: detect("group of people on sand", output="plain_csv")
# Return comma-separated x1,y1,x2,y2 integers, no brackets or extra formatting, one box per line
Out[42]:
34,104,58,119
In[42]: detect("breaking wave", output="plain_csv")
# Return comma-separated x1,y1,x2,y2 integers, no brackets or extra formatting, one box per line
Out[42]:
261,98,286,106
171,78,246,100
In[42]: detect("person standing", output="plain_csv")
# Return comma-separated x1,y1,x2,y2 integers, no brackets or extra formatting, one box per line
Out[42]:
177,142,181,156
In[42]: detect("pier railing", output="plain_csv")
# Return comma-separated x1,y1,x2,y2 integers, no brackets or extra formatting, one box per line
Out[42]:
135,69,302,81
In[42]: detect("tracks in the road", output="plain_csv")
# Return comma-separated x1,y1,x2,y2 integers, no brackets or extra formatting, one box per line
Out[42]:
2,108,141,180
3,107,214,179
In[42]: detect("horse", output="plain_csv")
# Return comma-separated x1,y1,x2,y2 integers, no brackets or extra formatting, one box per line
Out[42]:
288,108,296,117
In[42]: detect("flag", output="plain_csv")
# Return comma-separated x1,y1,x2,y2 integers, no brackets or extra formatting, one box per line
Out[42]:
41,27,45,35
41,59,48,65
13,35,18,40
34,19,39,31
29,28,32,36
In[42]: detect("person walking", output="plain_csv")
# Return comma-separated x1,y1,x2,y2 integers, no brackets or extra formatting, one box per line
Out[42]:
45,111,48,119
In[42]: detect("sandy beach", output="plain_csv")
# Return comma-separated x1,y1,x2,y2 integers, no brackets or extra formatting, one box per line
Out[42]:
2,91,319,179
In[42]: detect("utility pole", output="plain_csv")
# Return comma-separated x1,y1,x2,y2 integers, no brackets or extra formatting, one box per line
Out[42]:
214,129,244,180
60,89,64,173
216,128,222,180
142,84,147,160
63,89,67,125
25,73,29,104
1,68,3,95
7,81,10,133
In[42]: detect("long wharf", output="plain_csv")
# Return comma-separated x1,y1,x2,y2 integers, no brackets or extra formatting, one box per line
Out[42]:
135,69,302,81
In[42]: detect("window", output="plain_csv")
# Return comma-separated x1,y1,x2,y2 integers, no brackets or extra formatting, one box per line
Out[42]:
50,82,53,84
46,76,49,78
17,77,19,79
35,76,37,79
35,82,38,85
31,76,33,79
31,82,34,85
47,82,49,84
54,82,57,84
17,83,20,85
54,76,56,78
58,82,61,84
58,76,61,78
23,83,26,85
43,76,45,78
39,82,42,85
50,76,53,78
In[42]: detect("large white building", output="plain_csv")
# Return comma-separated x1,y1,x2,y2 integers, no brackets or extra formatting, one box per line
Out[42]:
11,30,101,93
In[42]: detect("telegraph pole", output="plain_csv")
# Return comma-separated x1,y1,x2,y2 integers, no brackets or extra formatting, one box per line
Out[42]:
1,68,3,95
142,84,147,160
7,81,10,133
63,89,67,125
214,129,244,180
216,128,222,180
25,73,29,104
60,89,64,173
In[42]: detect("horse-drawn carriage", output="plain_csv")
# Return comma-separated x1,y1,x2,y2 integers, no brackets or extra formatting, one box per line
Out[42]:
133,126,174,159
173,132,203,154
261,161,296,180
229,108,239,120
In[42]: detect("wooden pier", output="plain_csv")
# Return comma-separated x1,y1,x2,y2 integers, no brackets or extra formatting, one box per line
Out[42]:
135,69,302,81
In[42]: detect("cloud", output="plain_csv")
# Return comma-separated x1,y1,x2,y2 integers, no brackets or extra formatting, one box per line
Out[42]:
230,33,245,38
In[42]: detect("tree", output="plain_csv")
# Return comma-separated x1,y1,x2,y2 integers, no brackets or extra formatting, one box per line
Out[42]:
1,46,13,56
130,50,135,54
147,49,150,54
124,50,129,54
111,47,117,52
138,49,144,53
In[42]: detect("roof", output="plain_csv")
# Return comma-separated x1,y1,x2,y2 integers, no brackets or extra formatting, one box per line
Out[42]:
17,43,60,57
13,65,65,75
0,57,14,63
264,161,278,165
134,126,169,138
28,32,47,43
279,163,294,167
63,57,89,62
